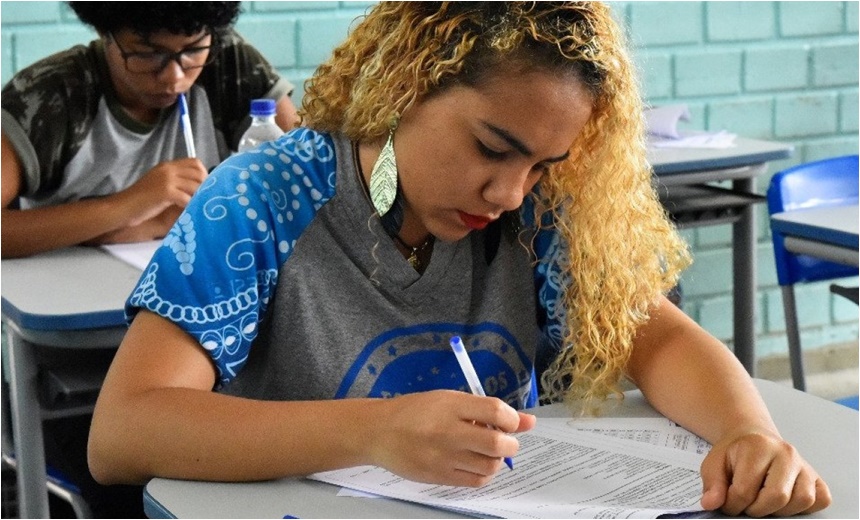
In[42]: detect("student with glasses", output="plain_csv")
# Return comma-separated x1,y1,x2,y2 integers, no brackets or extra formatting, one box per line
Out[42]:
1,1,299,260
1,2,297,516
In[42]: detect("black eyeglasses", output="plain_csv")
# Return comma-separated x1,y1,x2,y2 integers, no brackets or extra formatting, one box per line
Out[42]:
110,32,220,74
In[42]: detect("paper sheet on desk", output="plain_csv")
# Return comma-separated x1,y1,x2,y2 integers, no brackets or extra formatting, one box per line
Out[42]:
337,417,711,497
316,418,709,519
645,104,736,149
645,104,692,139
649,130,736,149
101,240,161,270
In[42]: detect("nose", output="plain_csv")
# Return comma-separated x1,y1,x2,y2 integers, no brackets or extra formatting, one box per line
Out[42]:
482,167,539,212
156,58,187,84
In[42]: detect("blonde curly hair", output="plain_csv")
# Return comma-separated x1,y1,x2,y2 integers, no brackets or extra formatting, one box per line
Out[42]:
301,2,691,406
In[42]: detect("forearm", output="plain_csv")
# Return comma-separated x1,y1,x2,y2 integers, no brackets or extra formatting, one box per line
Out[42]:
1,197,137,258
90,311,383,484
626,298,778,444
85,206,183,245
89,387,381,485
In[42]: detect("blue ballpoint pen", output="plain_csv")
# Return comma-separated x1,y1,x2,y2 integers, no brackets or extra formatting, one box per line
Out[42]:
178,92,196,158
449,335,515,471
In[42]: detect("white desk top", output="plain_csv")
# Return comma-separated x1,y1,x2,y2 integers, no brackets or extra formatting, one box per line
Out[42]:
1,246,142,331
771,205,859,249
648,137,793,175
143,379,858,519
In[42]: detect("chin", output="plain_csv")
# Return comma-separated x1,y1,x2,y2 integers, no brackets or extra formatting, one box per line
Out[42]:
147,93,180,108
431,227,470,243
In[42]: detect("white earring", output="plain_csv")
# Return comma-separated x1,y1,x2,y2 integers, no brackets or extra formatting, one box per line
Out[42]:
369,130,398,216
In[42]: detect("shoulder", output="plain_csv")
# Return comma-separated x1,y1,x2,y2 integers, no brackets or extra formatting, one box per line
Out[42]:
1,42,103,193
207,128,338,205
2,43,100,110
217,29,256,55
2,42,103,141
220,128,337,173
156,129,338,283
204,29,277,82
195,29,291,147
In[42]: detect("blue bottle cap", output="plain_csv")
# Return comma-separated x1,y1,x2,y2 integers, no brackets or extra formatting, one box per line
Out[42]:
250,99,277,116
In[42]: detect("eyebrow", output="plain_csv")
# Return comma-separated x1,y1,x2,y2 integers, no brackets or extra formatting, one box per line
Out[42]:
482,122,570,164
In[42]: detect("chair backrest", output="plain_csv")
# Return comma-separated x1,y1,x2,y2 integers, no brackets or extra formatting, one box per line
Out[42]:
766,155,859,286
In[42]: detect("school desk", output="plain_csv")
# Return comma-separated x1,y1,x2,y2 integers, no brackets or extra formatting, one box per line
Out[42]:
1,247,140,518
770,204,859,267
649,137,794,376
142,378,858,519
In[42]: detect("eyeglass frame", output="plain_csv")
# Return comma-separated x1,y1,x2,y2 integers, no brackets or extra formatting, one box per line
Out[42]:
108,30,221,74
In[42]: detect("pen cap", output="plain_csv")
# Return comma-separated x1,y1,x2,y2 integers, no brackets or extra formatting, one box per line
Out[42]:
249,99,277,117
451,336,466,353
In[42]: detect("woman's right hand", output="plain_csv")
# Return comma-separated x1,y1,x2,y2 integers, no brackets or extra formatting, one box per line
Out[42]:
369,390,536,487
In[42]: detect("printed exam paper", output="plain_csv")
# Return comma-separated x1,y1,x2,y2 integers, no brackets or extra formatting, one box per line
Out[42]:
313,418,709,519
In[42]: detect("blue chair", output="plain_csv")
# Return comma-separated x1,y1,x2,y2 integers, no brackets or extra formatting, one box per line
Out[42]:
766,155,859,392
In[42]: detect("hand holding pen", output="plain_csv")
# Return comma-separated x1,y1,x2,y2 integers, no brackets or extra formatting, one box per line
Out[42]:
114,93,205,229
450,335,515,470
367,387,532,488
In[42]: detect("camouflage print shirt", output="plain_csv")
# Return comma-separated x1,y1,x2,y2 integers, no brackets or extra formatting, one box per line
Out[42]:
1,30,293,207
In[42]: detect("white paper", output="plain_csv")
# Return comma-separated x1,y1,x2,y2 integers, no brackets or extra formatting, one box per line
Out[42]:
312,419,708,519
337,417,711,499
645,104,691,139
101,240,161,270
649,130,737,149
560,417,712,455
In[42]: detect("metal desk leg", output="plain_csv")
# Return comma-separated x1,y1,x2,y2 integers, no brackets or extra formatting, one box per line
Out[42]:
5,324,51,518
732,171,762,375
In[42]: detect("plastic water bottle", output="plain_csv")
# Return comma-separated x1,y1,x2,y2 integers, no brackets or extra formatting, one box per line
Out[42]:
237,99,284,152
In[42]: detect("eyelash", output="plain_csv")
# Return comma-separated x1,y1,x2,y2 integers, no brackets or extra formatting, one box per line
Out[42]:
477,141,507,161
477,140,552,175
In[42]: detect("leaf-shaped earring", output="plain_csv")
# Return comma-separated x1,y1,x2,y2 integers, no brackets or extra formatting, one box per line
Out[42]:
369,130,398,216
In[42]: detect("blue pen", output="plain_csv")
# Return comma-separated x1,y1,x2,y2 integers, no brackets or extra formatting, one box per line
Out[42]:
449,335,514,470
178,93,196,158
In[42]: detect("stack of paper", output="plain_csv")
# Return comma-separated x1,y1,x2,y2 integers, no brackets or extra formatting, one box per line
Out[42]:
311,417,712,519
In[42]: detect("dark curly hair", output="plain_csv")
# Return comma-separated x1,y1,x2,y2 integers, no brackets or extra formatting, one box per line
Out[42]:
68,2,241,37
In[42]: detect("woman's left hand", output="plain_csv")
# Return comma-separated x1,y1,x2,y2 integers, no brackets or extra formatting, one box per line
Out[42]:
699,428,831,517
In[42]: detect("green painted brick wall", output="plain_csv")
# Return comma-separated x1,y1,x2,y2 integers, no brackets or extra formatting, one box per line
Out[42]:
1,1,857,362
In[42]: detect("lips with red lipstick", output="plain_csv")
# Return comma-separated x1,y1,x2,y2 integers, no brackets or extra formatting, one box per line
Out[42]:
457,211,493,230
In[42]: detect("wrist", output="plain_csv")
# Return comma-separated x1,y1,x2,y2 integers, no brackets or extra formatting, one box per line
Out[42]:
357,397,398,468
714,421,782,447
101,190,146,228
325,398,388,468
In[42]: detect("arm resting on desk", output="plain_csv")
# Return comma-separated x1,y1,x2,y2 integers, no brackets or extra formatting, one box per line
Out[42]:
626,297,831,517
1,132,208,258
88,311,535,487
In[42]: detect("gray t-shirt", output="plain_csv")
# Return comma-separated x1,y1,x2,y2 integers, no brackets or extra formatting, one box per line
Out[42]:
127,129,560,409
